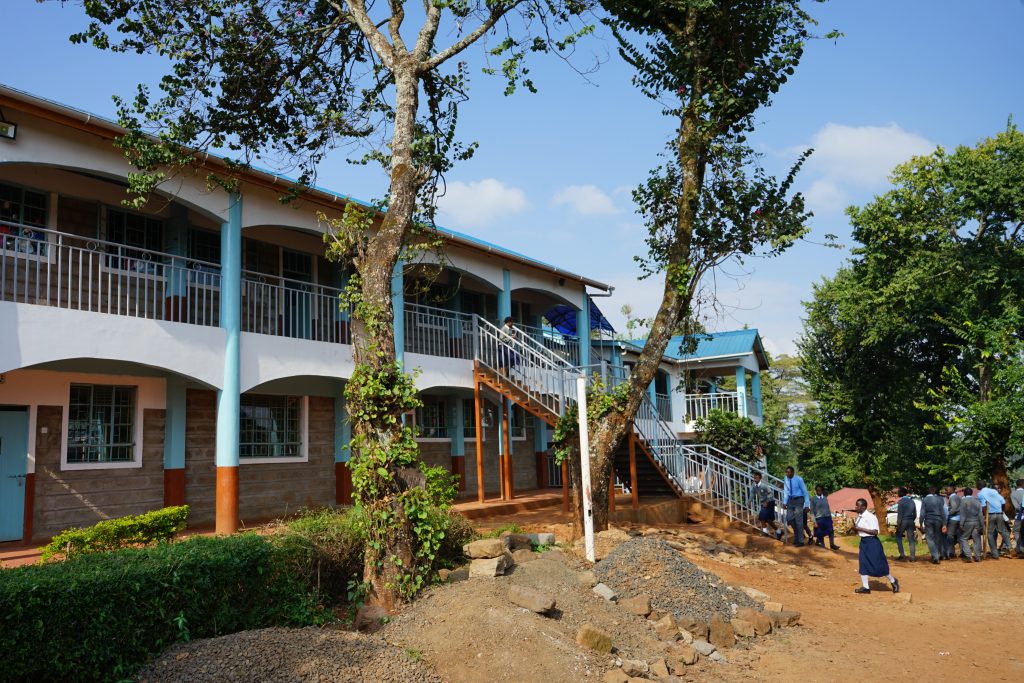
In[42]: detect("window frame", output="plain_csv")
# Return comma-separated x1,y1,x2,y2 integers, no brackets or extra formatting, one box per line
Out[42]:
239,394,309,464
61,383,143,471
102,207,166,279
0,180,50,261
414,396,450,442
510,403,527,441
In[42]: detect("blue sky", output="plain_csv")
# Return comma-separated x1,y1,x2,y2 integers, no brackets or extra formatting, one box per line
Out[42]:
6,1,1024,355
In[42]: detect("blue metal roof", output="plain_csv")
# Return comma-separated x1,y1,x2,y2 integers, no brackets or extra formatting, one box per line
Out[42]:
628,329,768,367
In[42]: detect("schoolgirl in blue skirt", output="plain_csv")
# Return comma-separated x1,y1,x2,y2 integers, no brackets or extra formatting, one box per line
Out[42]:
853,498,900,594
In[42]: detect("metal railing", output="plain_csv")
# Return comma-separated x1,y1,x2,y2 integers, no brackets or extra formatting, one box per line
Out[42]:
655,392,672,422
404,303,474,359
241,271,351,343
516,321,581,366
2,222,222,326
684,391,741,422
746,396,759,418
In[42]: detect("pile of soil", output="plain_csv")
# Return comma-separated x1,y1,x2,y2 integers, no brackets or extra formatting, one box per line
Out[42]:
595,537,759,623
136,627,442,682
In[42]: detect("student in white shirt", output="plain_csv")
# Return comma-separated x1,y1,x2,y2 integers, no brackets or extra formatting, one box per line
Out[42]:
853,498,900,595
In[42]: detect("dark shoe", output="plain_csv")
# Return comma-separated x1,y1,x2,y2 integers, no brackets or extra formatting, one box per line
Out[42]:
794,542,806,547
895,556,907,562
930,559,939,565
891,578,900,594
830,544,841,550
854,587,871,594
909,558,917,563
973,557,980,562
961,557,973,563
815,541,825,548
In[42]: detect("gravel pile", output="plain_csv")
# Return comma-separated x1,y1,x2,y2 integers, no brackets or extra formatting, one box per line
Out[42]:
594,538,758,623
136,627,442,683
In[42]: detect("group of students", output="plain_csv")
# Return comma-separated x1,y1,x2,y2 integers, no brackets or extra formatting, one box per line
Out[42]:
751,468,843,549
891,479,1024,563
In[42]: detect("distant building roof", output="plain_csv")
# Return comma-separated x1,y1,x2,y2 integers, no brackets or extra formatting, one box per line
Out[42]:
625,329,769,369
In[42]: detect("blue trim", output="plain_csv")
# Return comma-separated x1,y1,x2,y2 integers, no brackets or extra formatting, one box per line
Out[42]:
165,204,189,297
751,372,762,418
499,269,511,320
735,366,747,418
215,193,242,468
450,399,465,457
392,260,405,363
577,292,590,368
164,376,186,469
533,416,547,452
335,395,351,462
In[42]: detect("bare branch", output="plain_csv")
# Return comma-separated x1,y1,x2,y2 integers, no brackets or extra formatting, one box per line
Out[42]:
331,0,397,68
421,4,513,72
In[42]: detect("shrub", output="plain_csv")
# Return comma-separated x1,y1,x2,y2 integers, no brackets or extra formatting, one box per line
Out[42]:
40,505,189,562
272,507,366,601
0,534,325,682
433,507,477,569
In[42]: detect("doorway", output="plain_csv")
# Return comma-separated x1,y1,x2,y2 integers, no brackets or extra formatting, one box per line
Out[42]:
0,407,29,542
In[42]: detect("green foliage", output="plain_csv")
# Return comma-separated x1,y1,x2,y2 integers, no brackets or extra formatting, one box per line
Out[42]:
693,409,776,463
552,377,631,464
39,505,189,562
272,507,367,601
480,522,523,538
423,465,461,506
0,534,326,683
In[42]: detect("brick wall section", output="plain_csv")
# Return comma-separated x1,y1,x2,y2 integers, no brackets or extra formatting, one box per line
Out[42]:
459,422,538,496
31,406,165,540
185,390,335,527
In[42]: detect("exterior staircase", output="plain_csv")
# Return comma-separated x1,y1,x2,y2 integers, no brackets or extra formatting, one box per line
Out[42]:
471,317,786,537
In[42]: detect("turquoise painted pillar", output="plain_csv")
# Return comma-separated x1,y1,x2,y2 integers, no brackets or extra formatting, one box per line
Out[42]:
164,204,189,319
164,376,186,469
392,260,405,364
450,399,465,457
335,395,352,463
751,371,762,418
577,291,590,369
709,380,717,410
648,379,657,408
498,269,512,321
735,366,747,418
533,416,547,452
215,193,242,533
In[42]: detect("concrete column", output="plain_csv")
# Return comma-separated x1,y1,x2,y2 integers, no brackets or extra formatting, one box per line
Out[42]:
392,260,405,364
751,371,762,418
498,268,512,321
577,291,590,368
335,395,353,504
450,399,465,457
735,366,747,418
163,375,186,507
164,204,189,321
215,193,242,534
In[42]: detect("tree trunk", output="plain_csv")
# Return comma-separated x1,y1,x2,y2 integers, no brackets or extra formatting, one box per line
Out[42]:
349,65,426,612
868,487,890,536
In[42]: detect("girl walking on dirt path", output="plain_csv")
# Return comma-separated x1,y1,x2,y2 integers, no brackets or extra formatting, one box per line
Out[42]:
853,498,900,595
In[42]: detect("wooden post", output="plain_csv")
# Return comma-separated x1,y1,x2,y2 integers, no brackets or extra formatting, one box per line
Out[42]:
501,399,514,500
474,379,485,503
562,460,569,512
628,431,639,510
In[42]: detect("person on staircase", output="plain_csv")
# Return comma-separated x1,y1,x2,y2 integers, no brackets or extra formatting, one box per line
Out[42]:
751,472,780,538
919,486,947,564
498,316,520,373
810,485,840,550
852,498,900,595
782,467,809,547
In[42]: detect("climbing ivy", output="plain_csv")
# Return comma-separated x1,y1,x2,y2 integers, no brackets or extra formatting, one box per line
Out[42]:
551,377,630,464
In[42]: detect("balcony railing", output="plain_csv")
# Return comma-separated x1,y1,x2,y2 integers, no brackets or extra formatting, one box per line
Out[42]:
241,271,351,344
403,303,474,359
518,322,580,366
655,392,672,422
683,391,742,423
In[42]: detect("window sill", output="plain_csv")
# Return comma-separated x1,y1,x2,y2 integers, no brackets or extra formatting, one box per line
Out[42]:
61,459,142,471
240,455,309,465
415,437,452,443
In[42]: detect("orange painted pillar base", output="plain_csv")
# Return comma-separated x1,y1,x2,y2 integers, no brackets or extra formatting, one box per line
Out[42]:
335,461,353,505
215,466,239,534
163,468,186,507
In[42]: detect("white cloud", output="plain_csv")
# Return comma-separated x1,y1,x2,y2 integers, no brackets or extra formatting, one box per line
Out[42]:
550,184,618,215
437,178,528,227
803,179,848,215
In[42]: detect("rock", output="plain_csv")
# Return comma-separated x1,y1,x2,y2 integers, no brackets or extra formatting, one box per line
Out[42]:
692,639,716,656
603,671,631,683
508,585,556,614
501,532,534,550
666,540,686,551
740,586,770,602
437,568,451,582
447,567,470,583
648,610,666,623
731,618,755,638
677,629,694,644
596,528,631,543
469,550,512,578
539,548,565,562
653,613,679,641
763,601,784,613
621,659,648,676
677,616,709,640
577,570,598,588
576,624,613,654
512,548,537,564
735,607,772,636
353,604,389,633
897,592,913,604
708,614,736,649
527,532,557,546
592,583,618,601
808,570,824,577
709,651,726,663
618,594,652,617
649,658,670,679
463,538,509,559
672,644,699,666
767,609,802,628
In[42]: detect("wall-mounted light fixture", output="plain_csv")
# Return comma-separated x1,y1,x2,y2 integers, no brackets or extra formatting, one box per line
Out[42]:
0,110,16,141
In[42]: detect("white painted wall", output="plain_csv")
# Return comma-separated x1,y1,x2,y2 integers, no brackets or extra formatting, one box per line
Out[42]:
0,369,164,473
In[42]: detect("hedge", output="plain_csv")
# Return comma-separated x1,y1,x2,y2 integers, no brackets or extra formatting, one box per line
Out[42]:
0,534,325,682
40,505,190,562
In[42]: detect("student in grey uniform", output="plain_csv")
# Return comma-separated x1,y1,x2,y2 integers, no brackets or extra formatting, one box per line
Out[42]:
810,485,839,549
977,480,1011,559
919,486,947,564
944,485,961,560
751,472,781,538
958,487,983,562
1012,478,1024,558
893,487,918,562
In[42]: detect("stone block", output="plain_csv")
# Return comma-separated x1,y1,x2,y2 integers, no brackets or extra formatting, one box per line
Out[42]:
709,614,735,649
897,592,913,604
677,629,694,644
603,671,630,683
509,585,556,614
464,538,510,559
653,614,679,641
577,570,598,588
741,586,770,602
576,624,613,653
501,531,534,550
512,548,537,564
528,532,557,546
618,594,652,617
649,658,670,679
677,616,708,640
735,607,772,636
671,644,699,666
469,550,512,578
692,639,716,656
621,660,648,676
763,601,784,613
593,583,618,601
731,618,755,638
767,609,802,628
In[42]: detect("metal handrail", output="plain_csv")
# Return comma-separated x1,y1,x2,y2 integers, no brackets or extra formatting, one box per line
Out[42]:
404,302,474,360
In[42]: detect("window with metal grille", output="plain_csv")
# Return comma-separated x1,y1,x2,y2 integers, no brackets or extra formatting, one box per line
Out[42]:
462,398,476,439
239,395,302,458
0,181,47,255
107,209,164,272
511,404,527,440
415,397,448,439
67,384,136,463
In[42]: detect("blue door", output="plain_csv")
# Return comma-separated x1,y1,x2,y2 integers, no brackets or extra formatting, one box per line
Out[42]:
0,408,29,542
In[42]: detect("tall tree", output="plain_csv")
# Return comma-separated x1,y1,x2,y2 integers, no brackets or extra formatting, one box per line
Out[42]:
558,0,821,531
70,0,590,608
